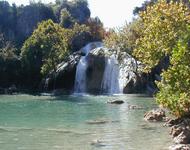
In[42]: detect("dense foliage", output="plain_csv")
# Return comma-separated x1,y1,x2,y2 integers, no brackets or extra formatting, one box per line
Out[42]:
21,20,91,76
21,20,70,76
0,0,105,90
133,0,190,117
156,27,190,117
133,0,190,72
0,34,21,87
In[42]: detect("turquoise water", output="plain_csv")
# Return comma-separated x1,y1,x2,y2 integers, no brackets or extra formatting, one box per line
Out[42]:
0,94,171,150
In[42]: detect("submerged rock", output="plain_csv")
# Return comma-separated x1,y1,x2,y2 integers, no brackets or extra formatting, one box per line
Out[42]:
128,105,143,110
107,100,124,104
86,120,108,125
144,109,166,121
91,139,106,147
86,119,119,125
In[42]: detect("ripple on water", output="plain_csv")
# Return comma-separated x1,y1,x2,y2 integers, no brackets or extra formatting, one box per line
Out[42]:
0,94,172,150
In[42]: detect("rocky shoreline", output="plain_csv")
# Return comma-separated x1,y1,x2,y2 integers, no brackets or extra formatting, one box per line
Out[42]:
144,109,190,150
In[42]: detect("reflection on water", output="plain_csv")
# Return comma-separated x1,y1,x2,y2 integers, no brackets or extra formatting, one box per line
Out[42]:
0,94,171,150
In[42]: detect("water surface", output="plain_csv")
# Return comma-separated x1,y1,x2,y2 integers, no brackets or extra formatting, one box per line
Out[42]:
0,94,171,150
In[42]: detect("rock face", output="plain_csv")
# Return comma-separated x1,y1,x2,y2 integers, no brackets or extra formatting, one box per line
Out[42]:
144,109,166,121
41,42,164,94
16,4,56,44
86,51,105,93
41,51,81,93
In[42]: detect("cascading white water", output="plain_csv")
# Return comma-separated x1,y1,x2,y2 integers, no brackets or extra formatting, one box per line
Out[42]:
74,56,88,93
101,55,121,94
101,53,138,94
74,42,103,93
74,42,138,95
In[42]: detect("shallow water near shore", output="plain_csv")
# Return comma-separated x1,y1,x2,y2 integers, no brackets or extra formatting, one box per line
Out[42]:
0,94,171,150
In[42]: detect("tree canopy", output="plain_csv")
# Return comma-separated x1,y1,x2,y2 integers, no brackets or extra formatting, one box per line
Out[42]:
133,0,190,117
133,0,190,72
21,19,70,75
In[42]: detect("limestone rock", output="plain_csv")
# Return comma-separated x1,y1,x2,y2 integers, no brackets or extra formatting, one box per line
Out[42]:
144,109,166,121
173,129,190,144
169,144,190,150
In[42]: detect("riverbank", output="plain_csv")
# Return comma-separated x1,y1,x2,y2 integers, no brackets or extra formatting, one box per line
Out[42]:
144,108,190,150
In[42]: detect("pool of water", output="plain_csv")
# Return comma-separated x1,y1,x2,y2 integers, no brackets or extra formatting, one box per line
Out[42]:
0,94,171,150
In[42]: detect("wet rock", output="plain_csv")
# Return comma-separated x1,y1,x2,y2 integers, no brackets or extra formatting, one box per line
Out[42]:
173,129,190,144
169,144,190,150
107,100,124,105
144,109,166,121
170,125,186,138
164,118,184,127
128,105,143,110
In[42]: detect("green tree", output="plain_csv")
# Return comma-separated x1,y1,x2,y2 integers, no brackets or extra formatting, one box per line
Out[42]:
0,33,21,87
133,0,190,72
104,19,142,55
133,0,190,117
156,26,190,117
21,19,69,76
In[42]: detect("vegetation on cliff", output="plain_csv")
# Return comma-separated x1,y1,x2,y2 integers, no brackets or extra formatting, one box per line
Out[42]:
0,0,105,89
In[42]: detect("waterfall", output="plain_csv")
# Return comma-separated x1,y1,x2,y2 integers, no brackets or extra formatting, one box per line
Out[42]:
101,55,121,94
74,56,88,93
74,42,103,94
74,42,138,95
101,53,138,95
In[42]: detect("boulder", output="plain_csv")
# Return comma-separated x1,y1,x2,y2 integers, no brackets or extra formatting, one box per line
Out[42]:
174,130,190,144
144,109,166,121
107,100,124,104
170,125,185,138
